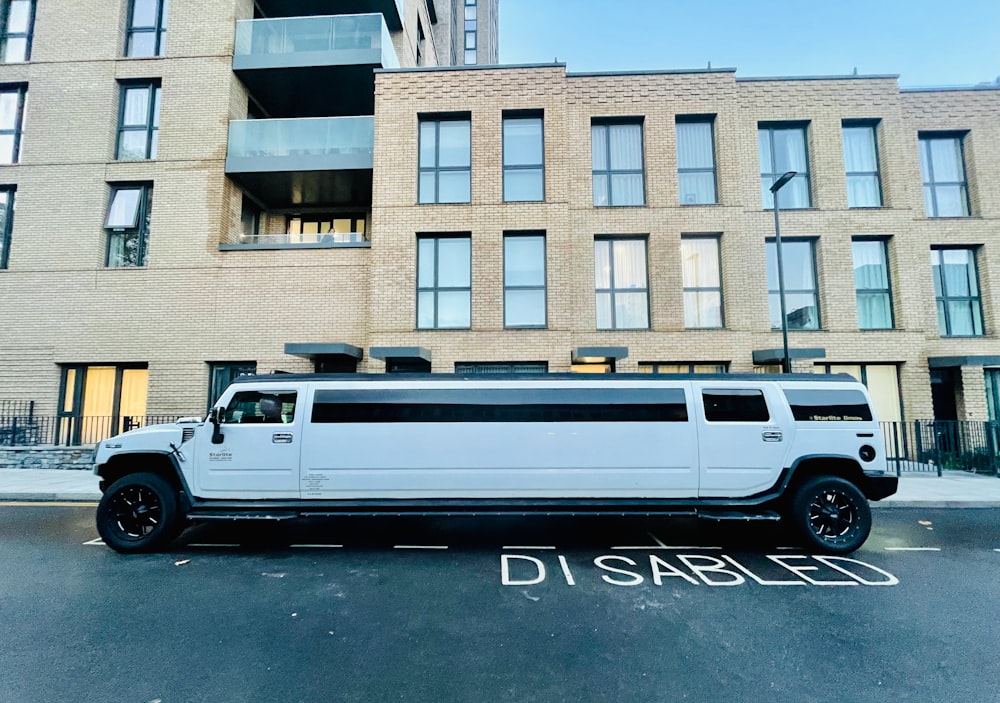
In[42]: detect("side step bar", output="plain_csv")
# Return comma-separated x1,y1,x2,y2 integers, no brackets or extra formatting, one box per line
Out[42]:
185,508,782,522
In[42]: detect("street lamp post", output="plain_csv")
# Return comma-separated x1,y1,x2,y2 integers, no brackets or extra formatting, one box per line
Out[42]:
769,171,797,374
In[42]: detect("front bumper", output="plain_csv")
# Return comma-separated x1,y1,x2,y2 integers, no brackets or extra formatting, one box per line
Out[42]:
863,474,898,501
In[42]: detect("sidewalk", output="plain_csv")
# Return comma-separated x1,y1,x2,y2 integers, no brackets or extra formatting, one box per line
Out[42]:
1,468,1000,506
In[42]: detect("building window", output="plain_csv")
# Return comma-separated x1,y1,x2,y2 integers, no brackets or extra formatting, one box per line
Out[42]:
920,133,970,217
105,183,153,267
986,369,1000,423
0,84,26,164
932,247,983,337
116,82,161,161
503,114,543,202
0,0,35,63
464,0,477,64
0,185,13,269
759,124,811,209
843,121,882,207
58,364,149,445
416,20,425,66
286,214,367,243
681,235,723,328
126,0,168,58
595,237,649,330
852,239,893,329
504,233,546,328
767,239,819,330
208,362,256,409
676,117,717,204
592,121,645,207
455,362,548,374
815,363,902,425
639,362,728,374
418,118,471,204
240,196,260,238
417,235,471,329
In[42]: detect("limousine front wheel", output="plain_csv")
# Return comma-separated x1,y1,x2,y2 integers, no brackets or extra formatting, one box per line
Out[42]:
790,476,871,554
96,473,182,554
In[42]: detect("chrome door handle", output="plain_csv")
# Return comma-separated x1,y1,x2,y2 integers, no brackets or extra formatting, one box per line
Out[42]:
762,430,783,442
272,432,293,444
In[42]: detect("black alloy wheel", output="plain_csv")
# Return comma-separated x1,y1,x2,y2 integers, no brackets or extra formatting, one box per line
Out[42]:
790,476,872,554
96,472,182,553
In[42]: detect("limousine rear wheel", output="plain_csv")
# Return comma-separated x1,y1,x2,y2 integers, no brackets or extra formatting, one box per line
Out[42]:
790,476,871,554
96,473,182,554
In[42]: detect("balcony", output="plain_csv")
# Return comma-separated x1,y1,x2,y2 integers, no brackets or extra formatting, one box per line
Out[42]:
226,116,374,208
253,0,404,31
234,13,398,117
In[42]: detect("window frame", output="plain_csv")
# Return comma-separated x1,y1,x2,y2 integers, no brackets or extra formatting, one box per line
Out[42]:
842,120,883,208
594,235,650,331
125,0,168,58
0,184,14,269
680,234,724,329
766,237,821,331
931,246,984,338
920,132,971,218
702,389,771,423
675,115,718,205
418,116,472,205
105,182,153,268
851,237,894,330
284,212,368,244
502,112,544,202
0,0,36,63
0,83,26,165
759,122,812,209
591,119,647,207
115,80,161,161
503,232,547,329
416,234,472,330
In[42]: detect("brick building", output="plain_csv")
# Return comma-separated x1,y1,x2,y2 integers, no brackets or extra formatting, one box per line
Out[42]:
0,0,998,444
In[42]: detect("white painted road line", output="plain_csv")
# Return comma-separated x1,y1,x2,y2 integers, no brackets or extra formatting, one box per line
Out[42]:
82,538,104,546
994,549,1000,552
394,545,448,550
289,544,343,549
502,546,556,550
884,547,941,552
612,545,723,550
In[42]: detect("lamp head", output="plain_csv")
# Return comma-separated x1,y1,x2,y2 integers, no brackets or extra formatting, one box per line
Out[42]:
769,171,797,193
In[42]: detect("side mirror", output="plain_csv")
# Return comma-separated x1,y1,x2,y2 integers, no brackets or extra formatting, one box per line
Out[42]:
210,406,226,445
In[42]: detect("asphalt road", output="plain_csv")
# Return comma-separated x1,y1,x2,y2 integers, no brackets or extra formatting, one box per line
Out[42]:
0,505,998,703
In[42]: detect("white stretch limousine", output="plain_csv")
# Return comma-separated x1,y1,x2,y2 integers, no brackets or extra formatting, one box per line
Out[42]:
93,373,898,554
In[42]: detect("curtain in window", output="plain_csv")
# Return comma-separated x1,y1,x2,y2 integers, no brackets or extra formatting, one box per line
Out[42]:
842,127,876,172
608,124,642,170
677,123,713,170
612,239,647,288
123,87,150,127
681,238,719,288
940,250,975,296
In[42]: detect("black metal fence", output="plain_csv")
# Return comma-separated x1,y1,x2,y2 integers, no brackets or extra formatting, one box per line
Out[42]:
0,412,184,447
882,420,1000,476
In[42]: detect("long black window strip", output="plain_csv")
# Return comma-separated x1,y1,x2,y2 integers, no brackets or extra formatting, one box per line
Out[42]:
312,388,688,423
0,0,36,62
782,389,873,422
0,186,13,269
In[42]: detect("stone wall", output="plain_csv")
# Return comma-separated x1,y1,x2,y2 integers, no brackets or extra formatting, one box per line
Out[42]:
0,447,95,471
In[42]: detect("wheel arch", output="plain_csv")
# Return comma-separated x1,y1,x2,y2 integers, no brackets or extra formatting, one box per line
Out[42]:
784,455,866,499
97,452,192,509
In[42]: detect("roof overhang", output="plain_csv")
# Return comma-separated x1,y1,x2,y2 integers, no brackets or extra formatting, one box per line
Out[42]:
369,346,432,363
285,343,363,361
752,348,827,365
572,346,629,364
928,355,1000,368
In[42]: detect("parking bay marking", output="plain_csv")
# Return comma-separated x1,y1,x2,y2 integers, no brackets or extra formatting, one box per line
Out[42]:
613,531,722,551
884,547,941,552
394,545,448,550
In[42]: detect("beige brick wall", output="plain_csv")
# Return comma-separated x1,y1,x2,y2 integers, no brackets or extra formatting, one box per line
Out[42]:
1,8,999,426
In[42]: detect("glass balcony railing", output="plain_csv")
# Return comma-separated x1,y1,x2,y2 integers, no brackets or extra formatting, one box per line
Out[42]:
234,13,399,70
226,116,375,172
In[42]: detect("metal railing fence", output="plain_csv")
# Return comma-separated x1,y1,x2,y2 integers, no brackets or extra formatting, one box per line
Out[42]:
0,414,185,447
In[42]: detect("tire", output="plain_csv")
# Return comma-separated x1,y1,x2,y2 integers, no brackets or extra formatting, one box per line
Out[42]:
96,472,183,554
789,476,872,554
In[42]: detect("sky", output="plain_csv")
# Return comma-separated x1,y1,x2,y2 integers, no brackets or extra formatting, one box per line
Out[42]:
498,0,1000,88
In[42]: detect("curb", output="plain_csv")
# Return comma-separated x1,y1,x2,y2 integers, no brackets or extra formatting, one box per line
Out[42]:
0,493,101,502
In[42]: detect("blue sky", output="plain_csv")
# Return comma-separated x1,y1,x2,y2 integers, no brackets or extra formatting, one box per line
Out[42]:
498,0,1000,87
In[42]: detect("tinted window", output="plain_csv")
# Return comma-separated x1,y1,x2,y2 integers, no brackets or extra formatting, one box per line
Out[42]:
703,389,769,422
783,389,873,422
224,391,297,424
312,387,688,423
